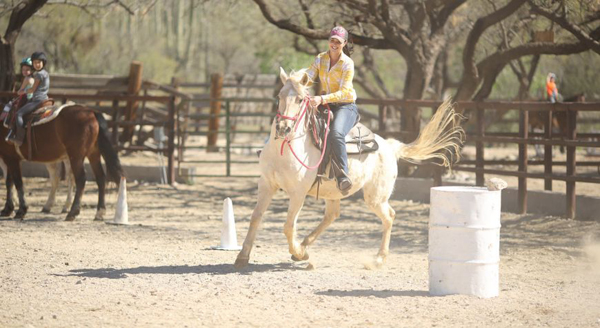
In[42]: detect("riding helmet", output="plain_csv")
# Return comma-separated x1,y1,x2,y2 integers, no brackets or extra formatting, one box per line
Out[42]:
20,57,33,68
31,51,47,66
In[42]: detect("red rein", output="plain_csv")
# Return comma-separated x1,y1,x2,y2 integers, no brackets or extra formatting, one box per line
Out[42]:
276,97,332,170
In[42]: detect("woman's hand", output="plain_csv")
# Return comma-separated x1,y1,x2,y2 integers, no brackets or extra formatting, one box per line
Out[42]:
309,96,322,108
17,90,24,96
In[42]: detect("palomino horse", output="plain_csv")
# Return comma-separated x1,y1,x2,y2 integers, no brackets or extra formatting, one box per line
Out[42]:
234,68,464,269
1,159,74,213
0,105,123,220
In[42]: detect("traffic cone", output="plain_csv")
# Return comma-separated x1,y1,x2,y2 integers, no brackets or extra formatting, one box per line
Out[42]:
211,197,242,250
107,177,129,225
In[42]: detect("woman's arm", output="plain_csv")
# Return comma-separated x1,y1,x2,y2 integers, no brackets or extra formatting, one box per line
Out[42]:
305,56,320,87
321,61,355,104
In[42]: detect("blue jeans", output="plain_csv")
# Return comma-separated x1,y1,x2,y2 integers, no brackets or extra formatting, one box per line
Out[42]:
16,99,43,128
326,103,358,176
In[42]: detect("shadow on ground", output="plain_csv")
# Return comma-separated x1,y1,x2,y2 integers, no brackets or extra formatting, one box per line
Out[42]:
53,262,301,279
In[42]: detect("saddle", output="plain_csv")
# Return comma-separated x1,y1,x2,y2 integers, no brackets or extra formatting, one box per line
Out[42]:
4,98,73,129
308,105,379,184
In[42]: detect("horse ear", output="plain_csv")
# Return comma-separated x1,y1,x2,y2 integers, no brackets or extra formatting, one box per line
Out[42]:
279,67,288,84
299,71,310,86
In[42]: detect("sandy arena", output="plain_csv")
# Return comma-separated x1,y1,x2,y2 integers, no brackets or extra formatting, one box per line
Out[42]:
1,176,599,327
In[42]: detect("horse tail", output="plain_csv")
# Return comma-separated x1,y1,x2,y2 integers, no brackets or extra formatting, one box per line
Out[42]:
387,99,465,168
94,112,124,183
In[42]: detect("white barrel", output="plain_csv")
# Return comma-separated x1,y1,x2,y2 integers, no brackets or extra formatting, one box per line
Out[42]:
429,186,501,298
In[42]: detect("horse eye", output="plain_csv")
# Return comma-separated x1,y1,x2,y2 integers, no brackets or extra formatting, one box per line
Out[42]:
296,97,302,104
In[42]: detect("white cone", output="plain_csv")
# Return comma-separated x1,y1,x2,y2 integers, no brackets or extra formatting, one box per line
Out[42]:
107,177,129,225
212,197,241,250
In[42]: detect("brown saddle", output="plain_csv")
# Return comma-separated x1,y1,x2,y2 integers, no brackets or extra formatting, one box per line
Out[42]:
5,98,57,128
26,99,58,125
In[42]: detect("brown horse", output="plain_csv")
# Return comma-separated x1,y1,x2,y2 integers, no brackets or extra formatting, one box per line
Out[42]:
0,105,123,220
529,93,584,155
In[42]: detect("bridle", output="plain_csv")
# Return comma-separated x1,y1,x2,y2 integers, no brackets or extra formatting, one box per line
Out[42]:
276,96,332,170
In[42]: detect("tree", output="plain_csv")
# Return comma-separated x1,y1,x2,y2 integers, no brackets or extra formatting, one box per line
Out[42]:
0,0,48,93
251,0,600,137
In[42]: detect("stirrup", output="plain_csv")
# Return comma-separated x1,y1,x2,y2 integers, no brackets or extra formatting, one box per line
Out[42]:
337,176,352,192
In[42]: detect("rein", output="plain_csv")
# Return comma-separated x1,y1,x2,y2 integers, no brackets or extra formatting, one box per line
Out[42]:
277,97,332,170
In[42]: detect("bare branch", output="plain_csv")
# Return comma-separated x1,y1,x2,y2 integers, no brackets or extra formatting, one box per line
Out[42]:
462,0,527,81
252,0,394,49
529,0,600,55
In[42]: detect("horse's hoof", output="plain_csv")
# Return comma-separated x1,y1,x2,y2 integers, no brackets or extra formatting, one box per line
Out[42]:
94,209,105,222
234,257,249,269
0,209,13,217
14,212,25,220
291,253,309,262
65,215,77,222
364,257,385,270
41,208,51,214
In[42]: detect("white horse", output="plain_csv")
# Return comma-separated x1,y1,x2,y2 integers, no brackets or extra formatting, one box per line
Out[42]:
234,68,464,269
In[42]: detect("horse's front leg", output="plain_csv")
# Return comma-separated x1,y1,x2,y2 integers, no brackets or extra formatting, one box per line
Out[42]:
11,165,28,220
284,193,308,261
300,199,340,256
1,168,14,217
234,177,277,269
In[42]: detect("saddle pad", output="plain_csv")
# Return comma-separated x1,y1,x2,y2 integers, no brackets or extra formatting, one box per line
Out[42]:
31,101,76,127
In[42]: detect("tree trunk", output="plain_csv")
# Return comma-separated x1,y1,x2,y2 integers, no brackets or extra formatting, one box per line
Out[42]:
0,0,48,93
0,42,16,95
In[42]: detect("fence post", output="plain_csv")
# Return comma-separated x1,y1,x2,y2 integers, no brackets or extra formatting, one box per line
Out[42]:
378,103,386,133
167,96,176,185
207,73,223,152
476,102,485,186
121,61,143,143
111,99,120,146
518,106,529,214
544,109,553,190
566,105,577,219
225,101,231,177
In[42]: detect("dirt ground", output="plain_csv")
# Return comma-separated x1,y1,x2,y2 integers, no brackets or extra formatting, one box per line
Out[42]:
1,175,600,327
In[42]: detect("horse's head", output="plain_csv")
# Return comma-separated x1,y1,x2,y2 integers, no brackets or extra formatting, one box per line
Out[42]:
275,67,311,139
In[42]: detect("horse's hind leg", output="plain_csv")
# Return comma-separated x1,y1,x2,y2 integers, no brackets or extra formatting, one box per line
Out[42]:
62,160,74,214
42,162,60,213
235,177,277,269
87,150,106,221
66,157,86,221
367,201,395,268
299,199,340,258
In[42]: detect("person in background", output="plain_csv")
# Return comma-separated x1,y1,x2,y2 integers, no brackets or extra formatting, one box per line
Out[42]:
546,72,559,103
